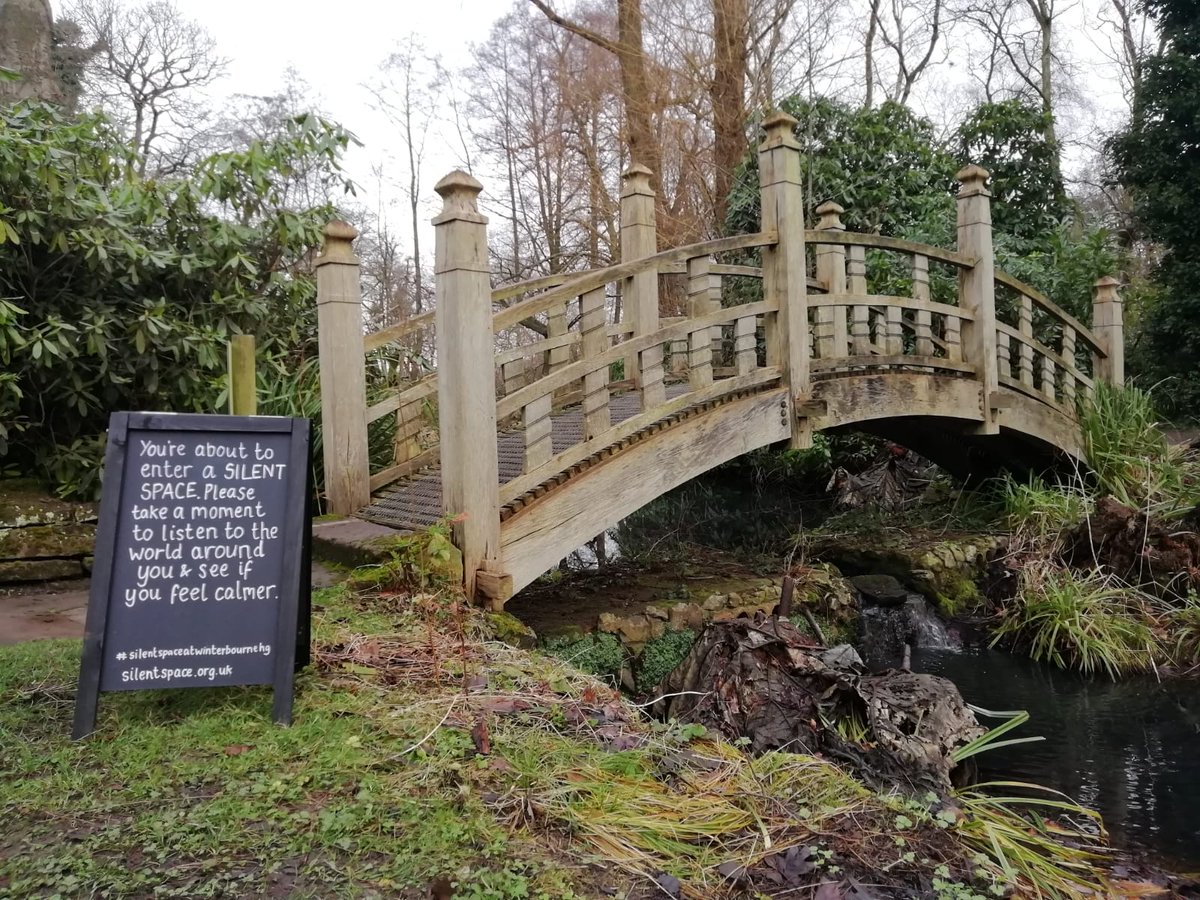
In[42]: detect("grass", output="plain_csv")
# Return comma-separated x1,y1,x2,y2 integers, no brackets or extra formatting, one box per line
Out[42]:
0,577,1114,899
990,564,1158,679
1079,382,1200,521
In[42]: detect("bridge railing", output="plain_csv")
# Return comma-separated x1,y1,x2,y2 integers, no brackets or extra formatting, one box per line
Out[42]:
314,110,1125,599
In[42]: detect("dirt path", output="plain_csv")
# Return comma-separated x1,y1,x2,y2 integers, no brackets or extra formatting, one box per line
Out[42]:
0,563,340,646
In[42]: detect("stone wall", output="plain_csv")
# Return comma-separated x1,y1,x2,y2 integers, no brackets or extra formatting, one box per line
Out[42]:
0,0,61,104
0,481,96,583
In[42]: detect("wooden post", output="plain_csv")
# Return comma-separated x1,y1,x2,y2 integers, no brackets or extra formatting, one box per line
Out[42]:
227,334,257,416
814,201,848,362
759,111,811,449
956,165,999,434
1092,276,1125,386
315,221,370,515
621,164,665,408
433,171,502,600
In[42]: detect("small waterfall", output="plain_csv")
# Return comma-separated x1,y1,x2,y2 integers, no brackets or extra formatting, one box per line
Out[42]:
859,592,957,666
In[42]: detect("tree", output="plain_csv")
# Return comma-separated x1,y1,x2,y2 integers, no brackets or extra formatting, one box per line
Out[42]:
371,38,441,311
62,0,228,175
0,102,354,495
1110,0,1200,414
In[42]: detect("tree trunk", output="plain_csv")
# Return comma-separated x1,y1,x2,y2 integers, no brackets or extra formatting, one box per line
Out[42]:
616,0,660,187
711,0,749,228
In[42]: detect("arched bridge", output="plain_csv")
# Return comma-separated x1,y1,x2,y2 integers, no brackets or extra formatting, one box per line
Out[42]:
314,112,1124,605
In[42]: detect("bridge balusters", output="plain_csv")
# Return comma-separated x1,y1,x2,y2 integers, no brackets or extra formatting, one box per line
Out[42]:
502,358,526,397
1062,327,1077,407
579,286,611,439
523,394,553,471
886,304,904,355
1018,295,1035,388
1041,353,1058,403
735,314,757,374
847,245,870,357
997,331,1013,380
686,256,717,389
912,254,933,357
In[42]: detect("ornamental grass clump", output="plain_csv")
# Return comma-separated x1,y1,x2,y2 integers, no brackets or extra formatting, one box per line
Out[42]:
1079,382,1200,521
991,564,1156,679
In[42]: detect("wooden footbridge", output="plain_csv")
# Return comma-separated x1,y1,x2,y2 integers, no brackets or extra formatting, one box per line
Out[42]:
314,113,1124,605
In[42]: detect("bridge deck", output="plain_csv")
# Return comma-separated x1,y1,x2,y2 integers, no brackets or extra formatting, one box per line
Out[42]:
360,383,691,532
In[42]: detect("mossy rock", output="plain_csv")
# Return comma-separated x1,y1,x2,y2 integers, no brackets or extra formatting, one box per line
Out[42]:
0,523,95,559
0,479,97,528
487,612,537,649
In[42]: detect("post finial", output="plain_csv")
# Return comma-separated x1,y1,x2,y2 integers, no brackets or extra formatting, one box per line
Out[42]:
815,200,845,230
760,110,799,151
317,219,359,267
956,164,991,198
1094,275,1122,290
433,170,487,226
621,163,656,198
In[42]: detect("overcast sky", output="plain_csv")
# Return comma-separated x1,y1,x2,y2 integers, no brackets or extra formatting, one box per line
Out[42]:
50,0,506,235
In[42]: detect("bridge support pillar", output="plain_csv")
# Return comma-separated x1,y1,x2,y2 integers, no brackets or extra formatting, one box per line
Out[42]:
759,111,812,449
1092,276,1125,386
433,171,503,602
956,165,999,435
620,164,665,408
316,221,371,516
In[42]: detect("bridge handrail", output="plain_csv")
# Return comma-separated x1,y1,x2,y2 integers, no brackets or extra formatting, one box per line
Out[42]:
495,299,777,420
994,270,1105,357
491,231,777,333
803,230,977,269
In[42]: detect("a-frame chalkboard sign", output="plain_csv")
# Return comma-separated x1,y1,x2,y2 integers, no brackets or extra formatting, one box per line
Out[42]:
73,413,312,739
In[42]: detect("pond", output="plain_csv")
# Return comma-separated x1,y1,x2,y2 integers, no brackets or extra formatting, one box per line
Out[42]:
909,645,1200,868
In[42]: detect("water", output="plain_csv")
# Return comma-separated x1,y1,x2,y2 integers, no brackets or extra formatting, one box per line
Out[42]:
910,645,1200,867
859,594,957,664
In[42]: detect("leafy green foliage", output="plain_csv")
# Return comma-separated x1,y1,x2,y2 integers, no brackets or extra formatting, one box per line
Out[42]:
727,97,958,240
1110,0,1200,416
542,632,625,684
956,100,1069,242
635,628,696,694
0,101,354,496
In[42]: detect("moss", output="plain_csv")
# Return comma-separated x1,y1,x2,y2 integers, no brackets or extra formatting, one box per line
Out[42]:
929,570,984,617
635,628,697,694
487,612,537,649
351,526,463,590
542,633,625,683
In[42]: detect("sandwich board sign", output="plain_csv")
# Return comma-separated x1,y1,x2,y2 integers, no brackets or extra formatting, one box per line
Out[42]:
73,412,312,739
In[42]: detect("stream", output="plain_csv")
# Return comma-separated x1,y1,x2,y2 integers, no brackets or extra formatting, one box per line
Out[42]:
910,645,1200,867
517,465,1200,869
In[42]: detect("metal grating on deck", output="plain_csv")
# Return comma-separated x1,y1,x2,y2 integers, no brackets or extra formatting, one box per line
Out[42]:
360,386,688,531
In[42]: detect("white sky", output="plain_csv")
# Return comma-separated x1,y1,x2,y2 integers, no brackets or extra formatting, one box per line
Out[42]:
47,0,1134,253
50,0,507,239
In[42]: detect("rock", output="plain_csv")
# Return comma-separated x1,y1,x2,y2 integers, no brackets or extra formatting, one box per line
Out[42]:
702,593,727,611
821,644,864,670
644,604,669,621
617,614,653,645
487,612,538,649
649,618,667,640
0,558,85,582
0,523,96,559
597,613,622,634
668,603,705,632
849,574,908,606
620,664,637,693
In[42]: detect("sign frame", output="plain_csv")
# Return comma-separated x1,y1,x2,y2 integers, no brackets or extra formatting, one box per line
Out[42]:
72,412,312,740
